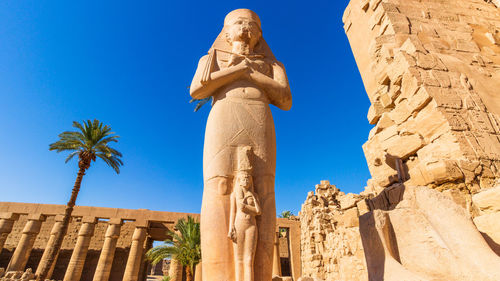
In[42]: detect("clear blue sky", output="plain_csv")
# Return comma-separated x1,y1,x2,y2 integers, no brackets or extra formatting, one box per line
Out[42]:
0,0,372,216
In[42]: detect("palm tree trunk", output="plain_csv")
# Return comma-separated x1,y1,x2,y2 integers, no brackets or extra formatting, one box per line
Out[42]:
185,265,193,281
36,166,86,281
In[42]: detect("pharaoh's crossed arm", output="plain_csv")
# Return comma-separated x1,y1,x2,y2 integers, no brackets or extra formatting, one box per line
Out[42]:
190,54,247,100
248,61,292,110
190,54,292,111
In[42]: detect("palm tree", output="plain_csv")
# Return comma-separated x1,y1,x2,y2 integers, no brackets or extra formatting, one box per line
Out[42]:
279,210,293,219
146,216,201,281
36,119,122,281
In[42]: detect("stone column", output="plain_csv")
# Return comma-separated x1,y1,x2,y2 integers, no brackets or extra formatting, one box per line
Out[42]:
138,236,153,281
169,257,183,281
36,215,65,278
122,225,147,281
6,214,46,272
63,216,97,281
272,231,281,276
92,218,122,281
0,212,20,253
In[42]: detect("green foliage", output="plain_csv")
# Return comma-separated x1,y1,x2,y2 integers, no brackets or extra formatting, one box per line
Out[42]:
49,119,123,173
162,276,171,281
189,97,212,112
279,210,294,219
146,216,201,274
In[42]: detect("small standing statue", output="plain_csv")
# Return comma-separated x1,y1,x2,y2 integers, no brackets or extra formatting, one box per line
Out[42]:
228,170,262,281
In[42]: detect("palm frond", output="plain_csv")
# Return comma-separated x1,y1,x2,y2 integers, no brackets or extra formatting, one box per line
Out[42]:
191,97,212,112
146,216,201,271
65,151,80,163
146,244,178,265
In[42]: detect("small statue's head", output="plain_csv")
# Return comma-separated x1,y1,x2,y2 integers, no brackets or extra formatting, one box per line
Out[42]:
224,9,262,48
235,170,253,190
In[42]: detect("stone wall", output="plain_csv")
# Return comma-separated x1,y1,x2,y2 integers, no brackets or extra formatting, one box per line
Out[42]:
343,0,500,199
1,215,136,281
0,203,195,281
299,181,368,281
341,0,500,270
0,203,301,281
300,1,500,279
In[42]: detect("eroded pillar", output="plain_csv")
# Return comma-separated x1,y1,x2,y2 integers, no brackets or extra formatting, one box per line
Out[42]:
0,212,20,253
36,215,65,278
63,216,97,281
272,231,281,277
6,214,46,272
92,218,122,281
123,224,147,281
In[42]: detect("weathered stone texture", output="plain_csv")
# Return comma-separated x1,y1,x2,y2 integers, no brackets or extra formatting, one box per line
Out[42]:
0,203,301,281
299,181,368,281
341,2,500,278
360,184,500,281
472,185,500,255
344,0,500,196
0,203,197,281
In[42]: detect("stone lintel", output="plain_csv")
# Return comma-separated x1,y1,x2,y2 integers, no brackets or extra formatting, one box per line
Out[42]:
54,214,65,222
27,213,46,221
134,219,148,228
82,216,98,224
108,218,122,225
0,212,20,221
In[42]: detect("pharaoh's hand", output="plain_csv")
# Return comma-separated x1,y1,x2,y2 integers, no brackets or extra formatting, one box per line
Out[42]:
241,57,252,69
228,226,237,242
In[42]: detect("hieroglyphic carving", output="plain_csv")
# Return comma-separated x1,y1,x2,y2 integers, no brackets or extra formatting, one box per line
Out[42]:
343,0,500,195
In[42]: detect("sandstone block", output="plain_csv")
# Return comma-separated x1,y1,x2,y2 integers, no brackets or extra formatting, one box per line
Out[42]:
384,134,423,159
388,100,412,124
404,103,449,142
399,68,421,101
430,70,451,88
407,87,432,113
361,185,500,280
380,92,393,108
473,212,500,255
357,199,371,215
367,100,391,124
442,189,468,210
429,87,464,109
342,207,360,228
424,160,464,184
472,185,500,214
376,112,395,131
417,133,462,161
340,194,361,210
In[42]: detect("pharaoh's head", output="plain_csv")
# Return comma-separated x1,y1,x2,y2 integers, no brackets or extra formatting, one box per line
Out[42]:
224,9,262,49
235,170,253,190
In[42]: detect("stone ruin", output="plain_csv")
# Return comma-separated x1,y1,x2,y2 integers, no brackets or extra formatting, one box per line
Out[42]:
300,181,368,281
0,203,300,281
0,203,191,281
299,0,500,280
300,180,500,280
344,0,500,197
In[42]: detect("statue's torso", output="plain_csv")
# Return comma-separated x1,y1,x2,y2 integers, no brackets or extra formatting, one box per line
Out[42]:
214,57,273,104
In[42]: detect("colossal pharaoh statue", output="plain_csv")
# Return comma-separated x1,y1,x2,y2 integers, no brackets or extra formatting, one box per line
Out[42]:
190,8,292,281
